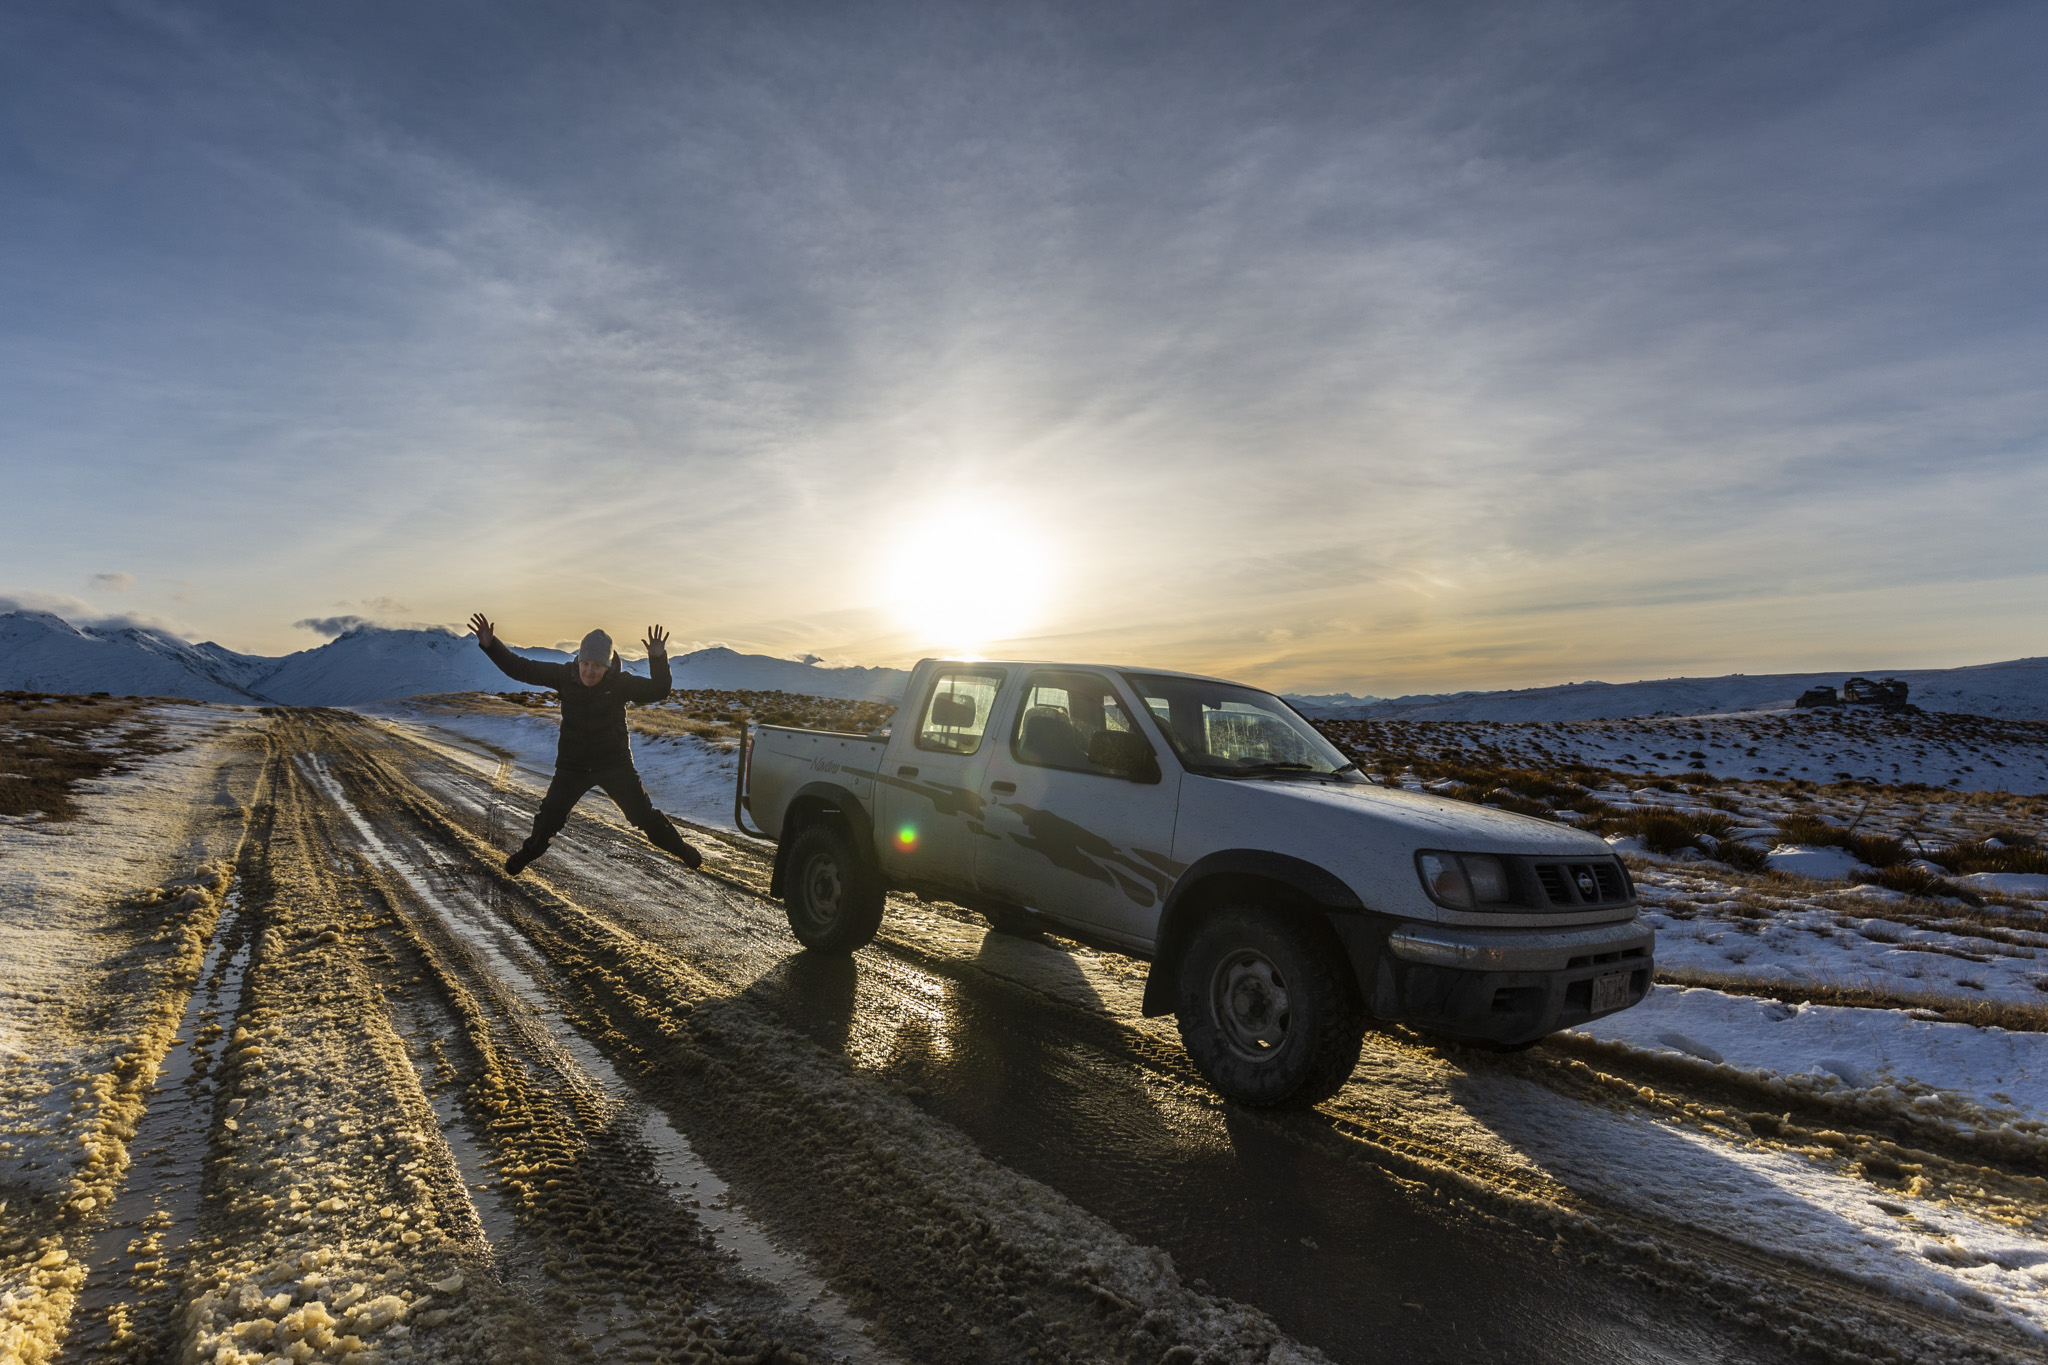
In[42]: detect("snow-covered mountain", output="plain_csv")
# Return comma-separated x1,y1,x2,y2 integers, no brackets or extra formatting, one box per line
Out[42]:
1285,656,2048,722
0,610,264,703
8,606,2038,719
0,612,908,706
253,628,569,706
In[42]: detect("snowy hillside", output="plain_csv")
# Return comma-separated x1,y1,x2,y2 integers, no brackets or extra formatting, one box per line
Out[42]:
0,611,260,703
253,627,565,706
0,612,908,707
1289,656,2048,723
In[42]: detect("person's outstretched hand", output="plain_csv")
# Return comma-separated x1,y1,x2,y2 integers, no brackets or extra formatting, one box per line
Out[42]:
644,624,669,658
468,613,496,649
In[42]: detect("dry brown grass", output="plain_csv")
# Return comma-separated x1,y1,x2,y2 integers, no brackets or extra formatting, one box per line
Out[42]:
472,688,898,746
1657,965,2048,1032
0,691,173,823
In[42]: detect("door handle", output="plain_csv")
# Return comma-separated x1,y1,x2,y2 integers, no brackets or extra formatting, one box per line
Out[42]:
990,780,1017,794
898,765,919,778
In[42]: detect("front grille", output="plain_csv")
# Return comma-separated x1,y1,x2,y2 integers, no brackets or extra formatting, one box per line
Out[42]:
1533,859,1630,907
1567,946,1648,969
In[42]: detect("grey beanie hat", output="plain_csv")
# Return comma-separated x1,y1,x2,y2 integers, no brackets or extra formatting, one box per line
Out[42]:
576,629,613,666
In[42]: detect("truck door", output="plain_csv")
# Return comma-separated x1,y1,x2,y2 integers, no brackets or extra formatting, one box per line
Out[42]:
974,669,1182,948
875,666,1009,893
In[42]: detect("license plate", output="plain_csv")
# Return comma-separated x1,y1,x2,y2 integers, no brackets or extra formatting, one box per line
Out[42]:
1591,971,1632,1013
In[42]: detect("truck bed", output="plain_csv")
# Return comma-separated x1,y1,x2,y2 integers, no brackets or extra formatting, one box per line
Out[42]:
742,724,886,841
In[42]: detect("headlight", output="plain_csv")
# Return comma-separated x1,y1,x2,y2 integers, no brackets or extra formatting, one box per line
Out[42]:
1416,851,1512,909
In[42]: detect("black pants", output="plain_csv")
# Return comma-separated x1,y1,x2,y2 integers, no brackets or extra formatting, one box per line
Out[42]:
518,761,699,865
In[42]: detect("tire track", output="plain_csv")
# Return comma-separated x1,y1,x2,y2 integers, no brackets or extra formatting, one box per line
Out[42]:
356,711,2048,1363
296,740,885,1365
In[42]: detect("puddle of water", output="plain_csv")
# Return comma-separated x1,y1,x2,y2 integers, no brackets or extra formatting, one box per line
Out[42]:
301,754,887,1364
61,886,251,1357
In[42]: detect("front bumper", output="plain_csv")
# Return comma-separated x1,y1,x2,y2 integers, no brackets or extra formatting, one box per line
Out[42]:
1334,915,1655,1045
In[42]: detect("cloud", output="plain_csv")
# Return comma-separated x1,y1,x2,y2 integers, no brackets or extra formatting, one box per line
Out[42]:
294,614,369,638
7,7,2048,681
0,589,193,638
88,571,135,593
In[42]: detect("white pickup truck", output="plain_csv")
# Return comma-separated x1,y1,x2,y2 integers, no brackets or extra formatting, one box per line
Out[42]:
735,658,1652,1107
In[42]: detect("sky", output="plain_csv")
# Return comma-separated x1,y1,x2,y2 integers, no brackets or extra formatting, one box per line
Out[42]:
2,1,2045,695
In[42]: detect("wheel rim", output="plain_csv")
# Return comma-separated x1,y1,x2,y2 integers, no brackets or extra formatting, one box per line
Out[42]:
799,850,844,928
1210,949,1291,1061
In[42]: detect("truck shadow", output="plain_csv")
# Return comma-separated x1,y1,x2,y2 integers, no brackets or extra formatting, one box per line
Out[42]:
730,947,861,1055
723,934,1801,1364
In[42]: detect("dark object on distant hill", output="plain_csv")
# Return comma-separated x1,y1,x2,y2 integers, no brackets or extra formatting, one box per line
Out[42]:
1842,676,1910,709
1795,685,1840,708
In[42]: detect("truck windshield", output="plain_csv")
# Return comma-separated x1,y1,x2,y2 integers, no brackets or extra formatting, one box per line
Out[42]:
1121,673,1359,780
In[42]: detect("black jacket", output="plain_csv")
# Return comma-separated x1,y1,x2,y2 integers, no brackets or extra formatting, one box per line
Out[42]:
481,638,671,772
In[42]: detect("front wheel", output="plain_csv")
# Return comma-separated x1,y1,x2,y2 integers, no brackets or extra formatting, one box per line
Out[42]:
1175,907,1364,1108
783,824,884,953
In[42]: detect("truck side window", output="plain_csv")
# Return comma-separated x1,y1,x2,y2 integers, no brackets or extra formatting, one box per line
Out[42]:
1012,670,1155,777
915,671,1004,755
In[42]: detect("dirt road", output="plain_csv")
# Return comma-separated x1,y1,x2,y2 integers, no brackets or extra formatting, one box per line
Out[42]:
29,709,2048,1363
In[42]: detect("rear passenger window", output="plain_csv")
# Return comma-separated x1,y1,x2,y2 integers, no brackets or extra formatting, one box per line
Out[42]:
916,671,1004,754
1011,670,1156,778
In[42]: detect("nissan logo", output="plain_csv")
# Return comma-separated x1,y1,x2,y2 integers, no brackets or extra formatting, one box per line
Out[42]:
1575,869,1598,898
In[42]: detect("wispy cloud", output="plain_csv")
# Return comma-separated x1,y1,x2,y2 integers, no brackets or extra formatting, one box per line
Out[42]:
88,572,134,593
0,590,193,638
2,4,2044,688
293,615,369,639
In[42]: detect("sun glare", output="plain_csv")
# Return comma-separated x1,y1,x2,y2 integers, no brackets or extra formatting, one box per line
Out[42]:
882,500,1049,653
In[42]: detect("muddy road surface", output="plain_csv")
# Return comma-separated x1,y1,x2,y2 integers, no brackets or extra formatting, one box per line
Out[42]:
38,709,2048,1363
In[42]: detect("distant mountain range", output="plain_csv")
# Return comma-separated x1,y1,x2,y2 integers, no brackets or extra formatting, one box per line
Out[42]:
0,611,907,706
1283,657,2048,723
5,608,2044,721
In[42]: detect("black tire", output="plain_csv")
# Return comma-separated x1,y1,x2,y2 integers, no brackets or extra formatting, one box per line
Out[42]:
1175,906,1364,1108
783,823,884,953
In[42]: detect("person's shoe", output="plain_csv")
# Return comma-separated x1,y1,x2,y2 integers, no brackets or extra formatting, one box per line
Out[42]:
676,842,703,870
505,845,539,876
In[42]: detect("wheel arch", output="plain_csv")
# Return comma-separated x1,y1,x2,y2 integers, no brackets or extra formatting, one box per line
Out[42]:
770,782,878,899
1141,850,1366,1017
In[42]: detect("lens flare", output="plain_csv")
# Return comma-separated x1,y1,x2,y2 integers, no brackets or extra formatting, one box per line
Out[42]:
896,824,918,850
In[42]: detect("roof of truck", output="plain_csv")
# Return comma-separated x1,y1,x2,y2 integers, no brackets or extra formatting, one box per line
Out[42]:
914,657,1256,691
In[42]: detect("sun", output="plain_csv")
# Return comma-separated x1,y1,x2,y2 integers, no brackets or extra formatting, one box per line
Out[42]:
882,501,1049,653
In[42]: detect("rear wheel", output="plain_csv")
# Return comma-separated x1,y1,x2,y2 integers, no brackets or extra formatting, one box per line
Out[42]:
783,823,884,953
1175,907,1364,1108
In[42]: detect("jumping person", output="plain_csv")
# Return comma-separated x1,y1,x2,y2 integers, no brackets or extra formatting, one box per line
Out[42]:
467,613,703,875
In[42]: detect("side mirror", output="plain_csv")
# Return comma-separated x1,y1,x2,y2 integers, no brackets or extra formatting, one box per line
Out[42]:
928,693,976,728
1088,729,1160,782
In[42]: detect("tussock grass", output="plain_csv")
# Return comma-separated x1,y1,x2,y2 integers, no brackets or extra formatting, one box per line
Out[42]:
1602,808,1771,871
1848,864,1985,905
1771,808,2046,889
1938,839,2048,877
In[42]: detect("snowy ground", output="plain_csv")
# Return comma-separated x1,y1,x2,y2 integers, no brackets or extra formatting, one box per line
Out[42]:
9,696,2048,1361
0,705,263,1364
360,697,748,834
